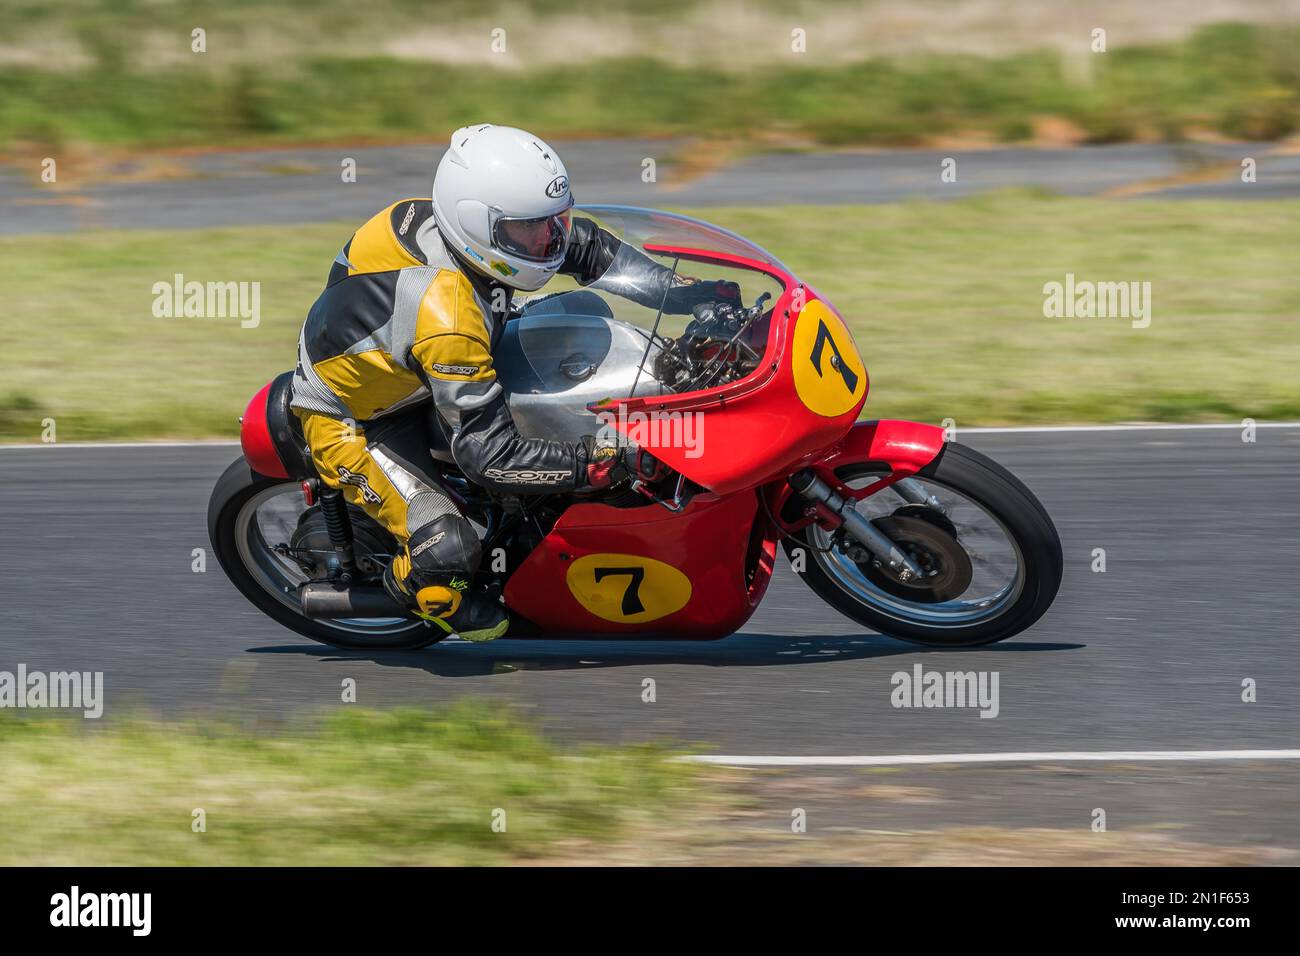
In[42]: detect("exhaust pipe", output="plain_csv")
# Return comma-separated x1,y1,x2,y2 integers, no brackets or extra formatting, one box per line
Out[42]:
301,583,410,619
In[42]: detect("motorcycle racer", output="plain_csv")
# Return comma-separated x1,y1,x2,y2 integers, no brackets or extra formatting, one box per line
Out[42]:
290,124,739,641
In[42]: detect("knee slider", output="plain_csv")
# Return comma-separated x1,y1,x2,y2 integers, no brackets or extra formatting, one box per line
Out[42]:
405,512,481,590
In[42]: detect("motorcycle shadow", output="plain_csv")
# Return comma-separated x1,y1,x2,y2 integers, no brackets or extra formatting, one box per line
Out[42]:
248,633,1081,678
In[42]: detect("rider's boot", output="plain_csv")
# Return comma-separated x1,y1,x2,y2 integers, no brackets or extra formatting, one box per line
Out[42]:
383,566,509,642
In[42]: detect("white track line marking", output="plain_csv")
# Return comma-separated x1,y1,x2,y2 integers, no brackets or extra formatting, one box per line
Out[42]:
1,422,1296,451
685,749,1300,768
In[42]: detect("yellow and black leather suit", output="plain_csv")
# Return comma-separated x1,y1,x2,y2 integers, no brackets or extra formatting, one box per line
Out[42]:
290,199,702,594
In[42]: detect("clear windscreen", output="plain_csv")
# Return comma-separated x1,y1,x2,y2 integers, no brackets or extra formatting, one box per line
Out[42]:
518,207,788,395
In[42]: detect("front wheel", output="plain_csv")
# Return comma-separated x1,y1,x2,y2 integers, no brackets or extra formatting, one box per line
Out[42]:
782,443,1062,646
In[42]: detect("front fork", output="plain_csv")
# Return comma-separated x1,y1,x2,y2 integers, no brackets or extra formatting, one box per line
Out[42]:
787,469,943,582
893,476,947,513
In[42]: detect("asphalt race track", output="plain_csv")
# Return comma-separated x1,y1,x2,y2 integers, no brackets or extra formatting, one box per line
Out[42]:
0,425,1295,743
3,140,1297,234
3,426,1299,846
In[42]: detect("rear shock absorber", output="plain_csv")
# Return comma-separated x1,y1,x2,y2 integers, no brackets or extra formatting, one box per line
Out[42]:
318,487,356,585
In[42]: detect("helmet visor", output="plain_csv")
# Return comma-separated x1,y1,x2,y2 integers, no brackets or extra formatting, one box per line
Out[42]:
493,209,572,262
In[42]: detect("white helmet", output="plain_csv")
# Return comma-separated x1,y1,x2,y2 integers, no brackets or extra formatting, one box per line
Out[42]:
432,124,574,292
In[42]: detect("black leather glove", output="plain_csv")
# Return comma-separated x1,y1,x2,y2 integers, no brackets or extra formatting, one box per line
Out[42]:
663,278,742,315
581,436,623,490
579,436,666,490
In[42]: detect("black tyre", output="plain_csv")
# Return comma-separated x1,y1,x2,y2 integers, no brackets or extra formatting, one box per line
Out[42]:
782,442,1062,646
207,456,440,649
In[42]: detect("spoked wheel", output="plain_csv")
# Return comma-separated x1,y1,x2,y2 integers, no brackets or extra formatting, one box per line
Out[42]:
783,443,1062,646
208,457,439,649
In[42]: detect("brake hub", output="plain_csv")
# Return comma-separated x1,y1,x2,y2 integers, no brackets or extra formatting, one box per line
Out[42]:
288,506,395,579
847,513,973,603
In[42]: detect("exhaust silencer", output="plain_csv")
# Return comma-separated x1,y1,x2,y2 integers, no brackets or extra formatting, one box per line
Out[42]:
301,584,410,619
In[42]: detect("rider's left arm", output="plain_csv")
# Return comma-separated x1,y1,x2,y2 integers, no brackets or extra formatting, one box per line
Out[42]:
560,219,738,315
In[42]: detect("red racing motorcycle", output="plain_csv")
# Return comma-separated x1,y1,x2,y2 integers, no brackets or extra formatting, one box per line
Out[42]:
208,207,1062,649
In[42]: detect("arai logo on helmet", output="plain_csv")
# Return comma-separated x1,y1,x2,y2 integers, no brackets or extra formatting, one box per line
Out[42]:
545,175,569,199
462,245,486,263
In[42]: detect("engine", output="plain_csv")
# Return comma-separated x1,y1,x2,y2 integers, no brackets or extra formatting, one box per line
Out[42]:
653,296,769,392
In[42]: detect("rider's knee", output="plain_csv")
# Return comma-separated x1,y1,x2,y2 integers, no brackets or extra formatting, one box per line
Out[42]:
405,511,481,590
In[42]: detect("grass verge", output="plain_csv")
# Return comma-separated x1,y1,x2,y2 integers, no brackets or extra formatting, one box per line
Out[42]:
2,193,1296,441
0,703,703,865
3,22,1299,152
0,705,1286,865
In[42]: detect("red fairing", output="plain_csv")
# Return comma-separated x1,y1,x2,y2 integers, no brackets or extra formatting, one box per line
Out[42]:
504,491,773,639
597,250,867,495
240,381,290,479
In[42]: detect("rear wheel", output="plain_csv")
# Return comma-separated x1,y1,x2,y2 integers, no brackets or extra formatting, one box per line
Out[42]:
208,457,439,649
782,443,1062,646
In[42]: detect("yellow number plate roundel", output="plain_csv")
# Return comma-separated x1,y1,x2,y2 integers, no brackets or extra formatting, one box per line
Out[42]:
565,554,692,624
792,299,867,417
